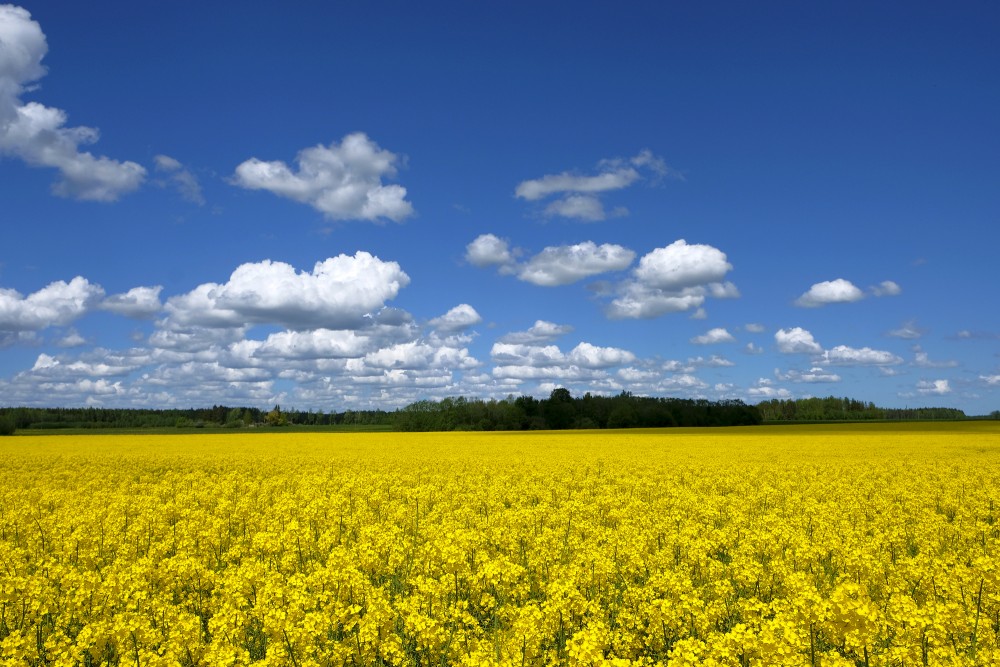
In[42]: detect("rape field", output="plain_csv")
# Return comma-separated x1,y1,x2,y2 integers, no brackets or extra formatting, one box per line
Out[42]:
2,423,1000,666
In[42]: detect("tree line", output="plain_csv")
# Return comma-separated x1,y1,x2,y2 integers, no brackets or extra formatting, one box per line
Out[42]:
393,390,762,431
755,396,968,422
0,405,393,433
2,392,990,435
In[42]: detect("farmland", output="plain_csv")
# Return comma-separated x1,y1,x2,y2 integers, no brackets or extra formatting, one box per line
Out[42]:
2,422,1000,665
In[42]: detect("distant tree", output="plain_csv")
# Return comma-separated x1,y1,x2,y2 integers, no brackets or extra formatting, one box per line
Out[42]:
0,415,14,436
265,405,288,427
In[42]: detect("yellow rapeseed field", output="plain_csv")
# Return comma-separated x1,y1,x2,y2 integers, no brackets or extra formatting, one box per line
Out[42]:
2,422,1000,666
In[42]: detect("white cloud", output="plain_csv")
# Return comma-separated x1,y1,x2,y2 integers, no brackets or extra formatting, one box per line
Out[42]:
794,279,865,307
514,150,675,221
100,286,163,318
688,355,735,368
518,242,635,286
775,327,823,354
888,320,924,339
981,375,1000,386
606,240,736,319
249,328,373,360
498,320,573,344
775,367,841,383
744,323,765,333
57,329,86,347
566,342,635,368
871,280,902,297
916,379,951,396
0,276,104,331
745,342,764,355
633,240,733,291
154,154,204,205
429,304,481,332
0,6,145,200
691,327,736,345
164,252,409,330
515,167,639,201
913,346,958,368
489,340,633,375
232,132,412,222
822,345,903,366
748,378,791,399
465,234,513,267
542,194,610,221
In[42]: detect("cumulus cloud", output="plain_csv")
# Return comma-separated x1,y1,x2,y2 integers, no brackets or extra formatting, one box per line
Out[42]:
606,240,736,319
0,6,145,200
498,320,573,344
100,286,163,318
691,327,736,345
871,280,902,297
489,340,635,384
164,252,409,330
822,345,903,366
429,304,482,332
748,378,791,399
775,327,823,354
154,154,204,205
916,379,951,396
794,279,865,307
232,132,412,222
0,276,104,331
465,234,514,267
514,150,675,221
517,242,635,286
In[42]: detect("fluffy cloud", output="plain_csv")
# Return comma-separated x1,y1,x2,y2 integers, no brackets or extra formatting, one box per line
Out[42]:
633,240,733,291
232,133,412,222
498,320,573,344
465,234,513,267
0,6,145,200
518,242,635,287
794,279,865,307
164,253,409,330
691,327,736,345
606,240,736,319
747,378,791,399
490,340,634,372
822,346,903,366
154,155,204,205
100,286,163,318
916,379,951,395
0,276,104,331
871,280,902,297
744,323,765,333
981,375,1000,386
775,327,823,354
429,304,482,332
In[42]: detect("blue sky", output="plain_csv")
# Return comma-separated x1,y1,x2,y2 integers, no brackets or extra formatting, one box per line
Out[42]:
1,2,998,413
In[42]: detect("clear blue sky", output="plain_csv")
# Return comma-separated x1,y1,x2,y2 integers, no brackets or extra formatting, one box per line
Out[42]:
1,1,998,413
